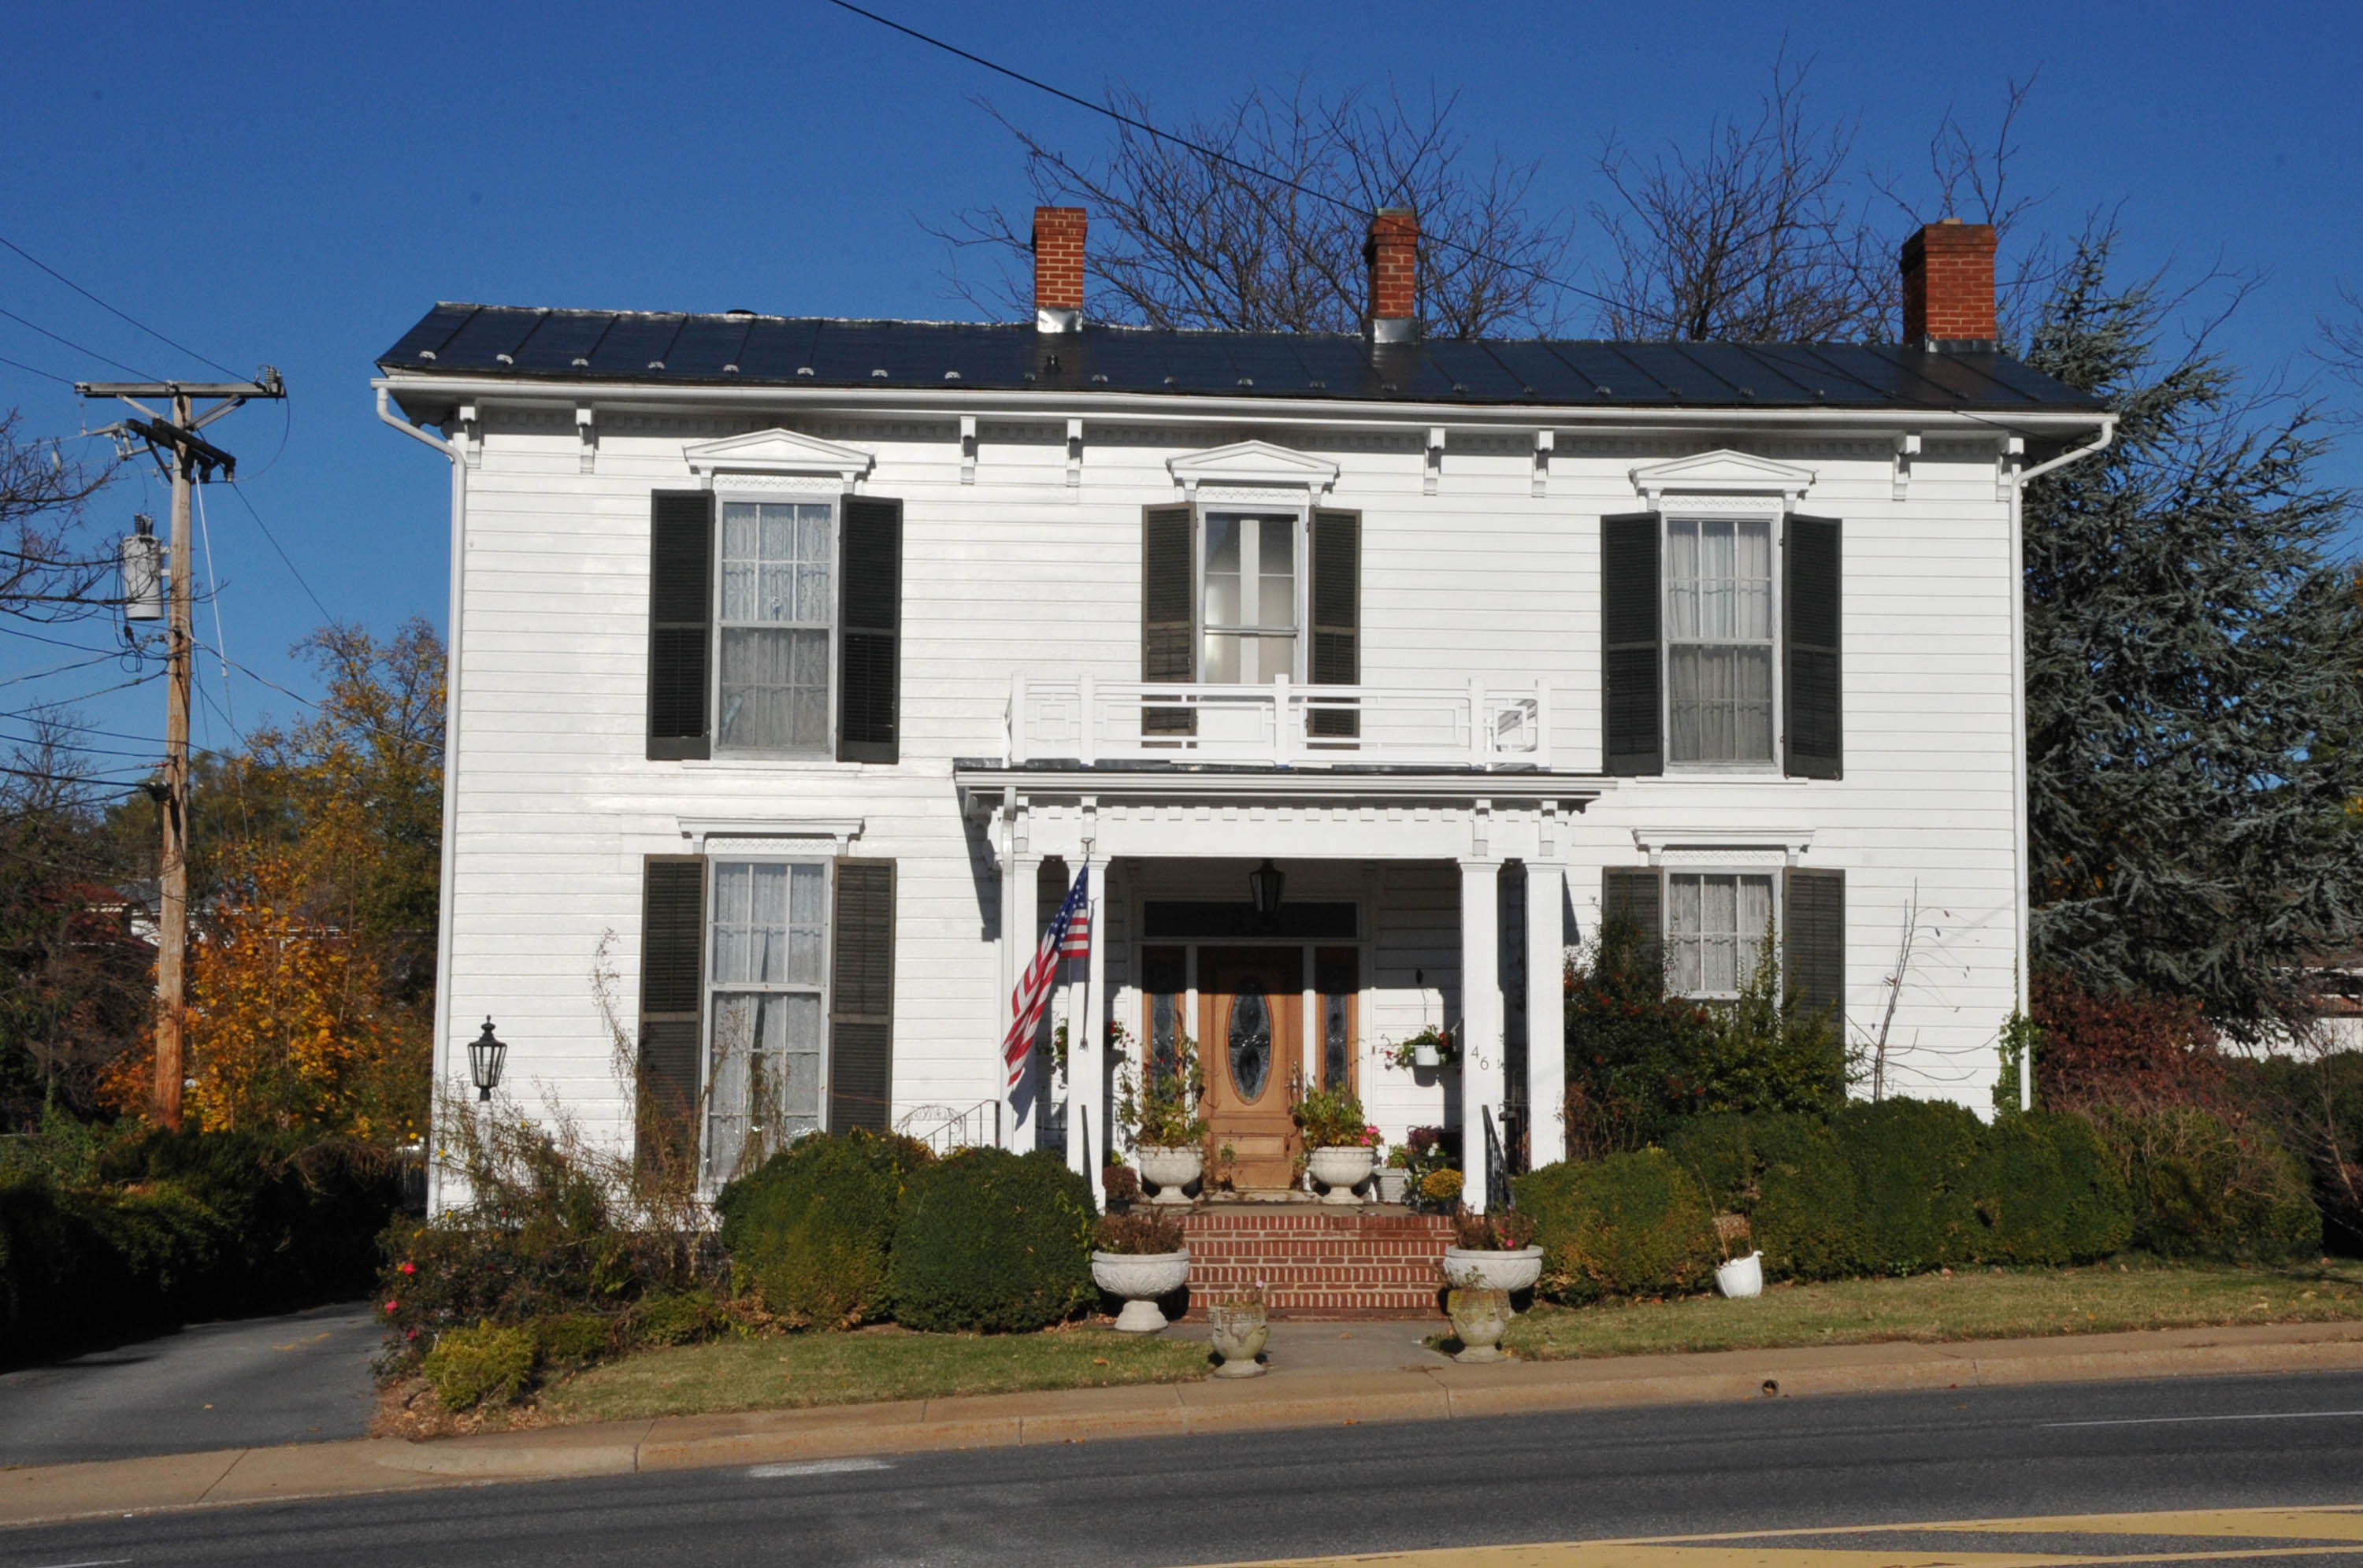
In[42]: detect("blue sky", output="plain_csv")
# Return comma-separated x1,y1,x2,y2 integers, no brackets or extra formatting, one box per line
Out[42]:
2,0,2357,784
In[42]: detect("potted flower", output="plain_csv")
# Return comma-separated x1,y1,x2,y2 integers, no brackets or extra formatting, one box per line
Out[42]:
1206,1281,1269,1377
1418,1167,1464,1212
1117,1024,1207,1205
1374,1146,1411,1204
1382,1025,1456,1071
1441,1206,1543,1296
1090,1210,1191,1333
1291,1087,1380,1203
1396,1126,1453,1208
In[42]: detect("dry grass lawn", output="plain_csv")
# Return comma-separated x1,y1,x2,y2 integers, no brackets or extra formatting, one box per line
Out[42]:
536,1323,1208,1425
1503,1260,2363,1361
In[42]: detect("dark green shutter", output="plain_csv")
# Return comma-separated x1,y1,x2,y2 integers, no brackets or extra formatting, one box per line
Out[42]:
839,497,903,764
638,857,707,1173
647,491,714,760
1784,515,1842,779
1601,866,1664,984
1308,508,1361,739
1142,505,1196,736
828,859,896,1132
1602,513,1662,775
1783,867,1846,1016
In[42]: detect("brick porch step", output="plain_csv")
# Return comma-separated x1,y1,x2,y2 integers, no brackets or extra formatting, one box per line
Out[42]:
1174,1206,1454,1320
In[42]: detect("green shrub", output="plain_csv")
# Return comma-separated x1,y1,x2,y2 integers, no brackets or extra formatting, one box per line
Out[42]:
626,1290,727,1348
1664,1112,1871,1281
2089,1104,2320,1262
1968,1112,2133,1264
422,1322,536,1410
714,1130,931,1329
1514,1150,1718,1304
529,1313,614,1370
888,1147,1095,1333
1834,1099,1983,1273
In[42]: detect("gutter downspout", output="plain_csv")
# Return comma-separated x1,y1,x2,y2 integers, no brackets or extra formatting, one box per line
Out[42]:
2006,417,2116,1112
378,387,468,1212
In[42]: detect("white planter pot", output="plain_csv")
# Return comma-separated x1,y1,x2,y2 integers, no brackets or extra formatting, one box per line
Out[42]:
1207,1303,1270,1377
1374,1167,1410,1204
1134,1144,1203,1205
1441,1245,1544,1294
1091,1248,1192,1332
1305,1145,1378,1203
1715,1251,1764,1299
1413,1042,1441,1068
1446,1286,1512,1362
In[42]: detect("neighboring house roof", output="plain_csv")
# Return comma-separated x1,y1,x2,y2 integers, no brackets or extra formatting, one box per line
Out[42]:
377,304,2103,414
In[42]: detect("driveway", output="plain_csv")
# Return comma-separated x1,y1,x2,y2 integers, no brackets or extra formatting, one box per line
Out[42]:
0,1301,380,1466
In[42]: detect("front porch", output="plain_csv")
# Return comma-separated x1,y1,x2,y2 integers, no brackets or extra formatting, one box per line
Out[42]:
957,765,1601,1214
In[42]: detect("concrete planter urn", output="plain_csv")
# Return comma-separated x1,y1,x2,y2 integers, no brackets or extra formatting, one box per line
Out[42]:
1715,1251,1764,1299
1092,1247,1192,1333
1134,1144,1203,1205
1207,1303,1269,1377
1441,1244,1544,1295
1446,1287,1512,1362
1305,1145,1378,1204
1374,1166,1411,1205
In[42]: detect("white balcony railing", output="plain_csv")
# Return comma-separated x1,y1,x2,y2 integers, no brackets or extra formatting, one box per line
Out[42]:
1005,674,1550,769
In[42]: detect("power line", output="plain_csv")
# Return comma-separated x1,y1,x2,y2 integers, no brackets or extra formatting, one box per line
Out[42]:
0,623,148,658
0,305,156,380
822,0,1655,329
0,350,75,386
220,481,332,623
0,230,242,379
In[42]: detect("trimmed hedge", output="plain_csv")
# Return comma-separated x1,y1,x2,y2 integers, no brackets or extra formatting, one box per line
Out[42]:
715,1130,932,1329
1514,1149,1719,1304
2089,1104,2320,1263
888,1147,1095,1333
1833,1099,1984,1273
1667,1113,1870,1281
1965,1112,2133,1265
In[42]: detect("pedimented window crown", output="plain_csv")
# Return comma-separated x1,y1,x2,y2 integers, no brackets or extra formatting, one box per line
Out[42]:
684,428,874,491
1167,439,1339,499
1631,448,1816,511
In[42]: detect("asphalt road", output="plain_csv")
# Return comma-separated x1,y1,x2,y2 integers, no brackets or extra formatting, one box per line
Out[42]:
7,1366,2363,1567
0,1302,378,1466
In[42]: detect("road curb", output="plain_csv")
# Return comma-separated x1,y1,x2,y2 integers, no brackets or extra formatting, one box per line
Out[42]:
6,1321,2362,1529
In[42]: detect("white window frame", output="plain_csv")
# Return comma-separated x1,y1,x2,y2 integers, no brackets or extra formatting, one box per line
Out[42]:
1195,504,1308,686
1663,867,1780,1001
1661,511,1782,773
699,854,834,1184
710,492,840,759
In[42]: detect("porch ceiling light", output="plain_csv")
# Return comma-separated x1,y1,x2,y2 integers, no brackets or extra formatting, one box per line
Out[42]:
467,1017,507,1103
1248,858,1286,917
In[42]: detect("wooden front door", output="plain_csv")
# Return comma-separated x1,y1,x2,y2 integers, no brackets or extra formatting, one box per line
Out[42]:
1199,946,1303,1190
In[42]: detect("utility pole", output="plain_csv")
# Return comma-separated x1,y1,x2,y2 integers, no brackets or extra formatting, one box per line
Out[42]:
77,373,285,1130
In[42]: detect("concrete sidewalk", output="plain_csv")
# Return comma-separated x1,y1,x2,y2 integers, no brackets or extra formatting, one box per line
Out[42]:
7,1319,2363,1529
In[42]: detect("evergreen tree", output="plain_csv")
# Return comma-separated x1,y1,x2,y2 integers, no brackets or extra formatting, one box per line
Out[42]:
2024,232,2363,1026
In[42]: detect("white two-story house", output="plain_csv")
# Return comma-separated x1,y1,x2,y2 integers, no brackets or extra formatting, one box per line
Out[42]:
377,209,2110,1214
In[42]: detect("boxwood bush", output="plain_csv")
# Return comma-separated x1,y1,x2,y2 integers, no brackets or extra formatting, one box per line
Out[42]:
1666,1112,1871,1281
2088,1104,2320,1263
1513,1148,1718,1304
715,1130,932,1329
888,1147,1095,1333
1965,1111,2133,1265
1833,1099,1984,1274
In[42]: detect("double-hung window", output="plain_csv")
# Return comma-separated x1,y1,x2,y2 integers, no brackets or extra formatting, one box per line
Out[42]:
1200,513,1300,684
1664,871,1775,998
1603,864,1846,1014
718,501,835,754
1665,518,1775,765
703,858,829,1181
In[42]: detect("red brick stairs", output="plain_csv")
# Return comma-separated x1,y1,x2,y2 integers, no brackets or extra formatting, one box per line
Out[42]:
1178,1207,1453,1319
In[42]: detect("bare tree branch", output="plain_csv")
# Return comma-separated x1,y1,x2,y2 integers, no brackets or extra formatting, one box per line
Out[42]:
0,410,119,623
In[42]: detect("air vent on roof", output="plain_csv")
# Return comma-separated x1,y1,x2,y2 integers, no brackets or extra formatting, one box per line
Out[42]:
1451,383,1467,393
723,364,740,375
1523,385,1538,396
871,369,888,379
1237,377,1253,388
1091,373,1107,384
1163,375,1176,385
796,367,814,377
1309,379,1325,390
944,369,960,380
573,357,590,368
1740,387,1756,398
1665,386,1681,397
1594,385,1612,396
725,308,755,319
647,361,664,370
417,350,436,361
495,352,514,365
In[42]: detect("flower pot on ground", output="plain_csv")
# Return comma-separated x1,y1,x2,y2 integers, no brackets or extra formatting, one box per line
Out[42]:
1207,1291,1270,1377
1441,1207,1544,1297
1445,1286,1512,1362
1714,1251,1764,1299
1293,1088,1381,1203
1133,1144,1204,1205
1090,1211,1192,1332
1305,1146,1378,1203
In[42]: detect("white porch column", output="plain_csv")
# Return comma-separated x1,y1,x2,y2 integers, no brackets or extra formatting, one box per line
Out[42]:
1525,861,1567,1169
1003,851,1040,1151
1067,861,1109,1207
1458,857,1505,1211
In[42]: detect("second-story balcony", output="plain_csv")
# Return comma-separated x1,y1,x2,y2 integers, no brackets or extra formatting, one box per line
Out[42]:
1003,675,1552,770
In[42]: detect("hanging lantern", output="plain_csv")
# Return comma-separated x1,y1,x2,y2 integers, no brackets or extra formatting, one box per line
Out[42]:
466,1017,507,1102
1248,858,1286,917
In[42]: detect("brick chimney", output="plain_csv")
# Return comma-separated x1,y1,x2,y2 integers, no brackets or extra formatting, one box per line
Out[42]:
1365,207,1419,343
1900,218,1998,350
1033,206,1085,334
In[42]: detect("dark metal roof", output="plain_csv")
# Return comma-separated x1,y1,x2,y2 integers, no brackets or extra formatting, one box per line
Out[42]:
379,303,2103,413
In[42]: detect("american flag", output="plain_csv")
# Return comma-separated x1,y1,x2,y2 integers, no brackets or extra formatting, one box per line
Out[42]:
1003,865,1089,1088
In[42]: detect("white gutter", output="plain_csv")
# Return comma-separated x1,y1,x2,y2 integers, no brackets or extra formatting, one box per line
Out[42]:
377,387,469,1212
2005,416,2116,1111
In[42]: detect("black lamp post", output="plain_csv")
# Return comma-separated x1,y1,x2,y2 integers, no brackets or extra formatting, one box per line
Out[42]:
466,1017,507,1102
1248,858,1285,917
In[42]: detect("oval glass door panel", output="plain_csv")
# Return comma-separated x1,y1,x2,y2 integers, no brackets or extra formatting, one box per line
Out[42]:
1227,992,1271,1102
